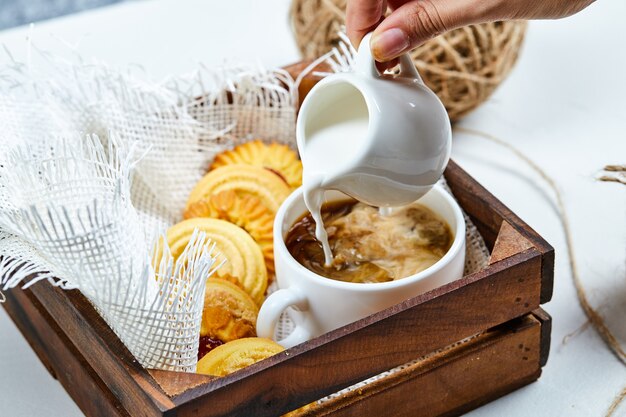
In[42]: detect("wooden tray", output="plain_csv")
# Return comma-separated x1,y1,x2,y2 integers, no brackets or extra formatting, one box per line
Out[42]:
2,160,553,416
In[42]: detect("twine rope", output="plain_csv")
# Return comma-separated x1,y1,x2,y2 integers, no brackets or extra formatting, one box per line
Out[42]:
599,165,626,186
454,127,626,416
606,385,626,417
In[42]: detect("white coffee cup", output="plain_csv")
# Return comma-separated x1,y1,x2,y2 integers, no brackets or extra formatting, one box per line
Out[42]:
257,185,466,348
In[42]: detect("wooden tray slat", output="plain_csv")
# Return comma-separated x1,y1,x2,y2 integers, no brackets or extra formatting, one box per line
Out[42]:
533,308,552,367
293,313,547,417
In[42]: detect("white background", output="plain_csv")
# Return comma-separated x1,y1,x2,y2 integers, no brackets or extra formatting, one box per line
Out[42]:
0,0,625,415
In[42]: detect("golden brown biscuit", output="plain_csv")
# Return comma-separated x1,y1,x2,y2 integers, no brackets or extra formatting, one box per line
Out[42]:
184,190,275,275
211,140,303,189
164,218,267,305
196,337,284,377
201,279,259,343
186,164,291,214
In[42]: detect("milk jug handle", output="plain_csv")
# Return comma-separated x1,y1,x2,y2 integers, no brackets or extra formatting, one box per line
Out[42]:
356,32,424,84
398,54,423,83
355,33,380,78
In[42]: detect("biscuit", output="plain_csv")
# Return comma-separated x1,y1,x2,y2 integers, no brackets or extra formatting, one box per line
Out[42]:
186,164,291,214
201,279,259,343
196,337,284,377
184,190,275,275
211,140,303,189
164,218,267,304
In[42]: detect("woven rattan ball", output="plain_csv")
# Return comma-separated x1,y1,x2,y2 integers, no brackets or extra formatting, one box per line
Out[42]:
290,0,527,121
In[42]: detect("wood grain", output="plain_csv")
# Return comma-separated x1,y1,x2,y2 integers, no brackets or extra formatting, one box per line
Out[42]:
489,221,534,264
148,369,215,399
290,313,546,417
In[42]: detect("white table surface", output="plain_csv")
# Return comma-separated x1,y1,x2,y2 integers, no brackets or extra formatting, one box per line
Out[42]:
1,0,625,416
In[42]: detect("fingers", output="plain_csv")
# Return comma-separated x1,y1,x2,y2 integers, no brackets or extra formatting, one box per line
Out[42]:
349,0,595,63
371,0,492,61
346,0,387,48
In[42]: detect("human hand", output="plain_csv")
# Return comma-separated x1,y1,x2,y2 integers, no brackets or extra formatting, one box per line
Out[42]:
346,0,594,62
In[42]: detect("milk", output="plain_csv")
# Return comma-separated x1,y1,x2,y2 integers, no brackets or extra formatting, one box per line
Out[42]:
300,91,368,178
299,97,409,265
301,95,369,266
378,207,394,216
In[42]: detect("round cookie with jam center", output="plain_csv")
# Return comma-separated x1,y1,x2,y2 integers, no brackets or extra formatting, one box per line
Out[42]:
201,279,259,343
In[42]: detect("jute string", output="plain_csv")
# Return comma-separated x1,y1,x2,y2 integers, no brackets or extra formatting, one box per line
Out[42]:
290,0,526,121
599,165,626,186
454,127,626,416
598,163,626,416
607,385,626,417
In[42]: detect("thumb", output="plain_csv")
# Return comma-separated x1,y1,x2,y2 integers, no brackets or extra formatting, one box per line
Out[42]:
370,0,490,62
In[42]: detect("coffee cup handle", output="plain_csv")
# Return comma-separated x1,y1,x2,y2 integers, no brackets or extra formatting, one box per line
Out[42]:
257,287,312,349
356,32,423,84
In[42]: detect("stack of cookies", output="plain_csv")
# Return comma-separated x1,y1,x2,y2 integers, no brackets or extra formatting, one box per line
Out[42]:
163,140,302,377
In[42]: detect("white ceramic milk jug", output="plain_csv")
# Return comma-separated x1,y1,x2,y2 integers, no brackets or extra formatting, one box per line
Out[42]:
296,33,452,207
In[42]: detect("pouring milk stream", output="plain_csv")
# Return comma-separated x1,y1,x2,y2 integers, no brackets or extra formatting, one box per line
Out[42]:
296,33,452,265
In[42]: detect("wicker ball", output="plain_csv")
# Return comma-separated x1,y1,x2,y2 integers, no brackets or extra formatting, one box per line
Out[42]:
290,0,527,121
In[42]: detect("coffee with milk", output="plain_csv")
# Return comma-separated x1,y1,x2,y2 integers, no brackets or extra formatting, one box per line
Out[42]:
285,199,453,283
